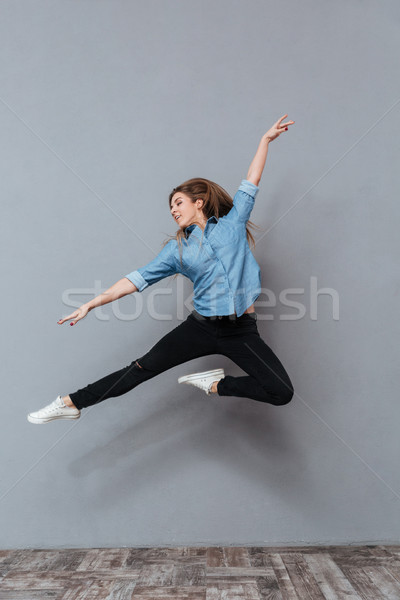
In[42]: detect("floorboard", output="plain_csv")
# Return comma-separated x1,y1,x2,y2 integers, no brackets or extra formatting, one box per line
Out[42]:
0,545,399,599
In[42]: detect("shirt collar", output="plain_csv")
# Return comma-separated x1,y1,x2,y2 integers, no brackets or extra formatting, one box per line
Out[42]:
184,215,218,239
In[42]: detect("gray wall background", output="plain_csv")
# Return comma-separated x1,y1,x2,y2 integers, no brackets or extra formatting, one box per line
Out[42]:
1,0,399,549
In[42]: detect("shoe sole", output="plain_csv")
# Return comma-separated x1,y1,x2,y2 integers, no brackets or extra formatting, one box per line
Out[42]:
27,413,81,424
178,368,224,385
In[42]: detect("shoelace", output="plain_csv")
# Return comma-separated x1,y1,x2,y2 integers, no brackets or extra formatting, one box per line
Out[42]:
44,398,65,413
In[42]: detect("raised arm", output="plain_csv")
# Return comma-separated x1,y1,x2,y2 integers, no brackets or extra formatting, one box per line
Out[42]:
246,114,295,186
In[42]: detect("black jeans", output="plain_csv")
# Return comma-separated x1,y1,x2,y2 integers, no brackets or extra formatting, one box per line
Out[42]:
69,310,294,410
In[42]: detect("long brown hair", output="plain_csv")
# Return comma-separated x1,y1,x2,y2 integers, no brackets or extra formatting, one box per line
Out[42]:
163,177,262,271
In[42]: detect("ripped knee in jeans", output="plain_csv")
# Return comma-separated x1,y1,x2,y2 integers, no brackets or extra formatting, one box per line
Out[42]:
135,360,143,369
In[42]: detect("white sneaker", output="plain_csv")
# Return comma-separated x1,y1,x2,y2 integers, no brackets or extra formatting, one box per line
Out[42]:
27,395,81,424
178,368,225,395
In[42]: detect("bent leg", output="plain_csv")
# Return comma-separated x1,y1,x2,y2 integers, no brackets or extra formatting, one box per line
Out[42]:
217,330,294,406
69,315,217,410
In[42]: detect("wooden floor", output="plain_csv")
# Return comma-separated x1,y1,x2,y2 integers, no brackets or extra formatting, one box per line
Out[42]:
0,545,400,599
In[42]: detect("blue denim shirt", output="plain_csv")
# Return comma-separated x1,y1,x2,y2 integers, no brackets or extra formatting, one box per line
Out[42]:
124,179,261,317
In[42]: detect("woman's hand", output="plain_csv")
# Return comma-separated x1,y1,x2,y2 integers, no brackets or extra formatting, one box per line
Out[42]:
264,114,295,143
57,305,90,326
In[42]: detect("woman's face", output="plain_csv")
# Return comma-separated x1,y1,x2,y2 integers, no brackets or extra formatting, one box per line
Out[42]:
170,192,204,230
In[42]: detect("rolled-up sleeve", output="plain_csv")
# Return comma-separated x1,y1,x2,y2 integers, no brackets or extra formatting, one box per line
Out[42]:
124,240,179,292
229,179,260,223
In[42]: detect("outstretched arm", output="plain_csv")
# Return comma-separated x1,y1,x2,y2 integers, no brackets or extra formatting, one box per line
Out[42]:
58,278,137,326
246,114,295,186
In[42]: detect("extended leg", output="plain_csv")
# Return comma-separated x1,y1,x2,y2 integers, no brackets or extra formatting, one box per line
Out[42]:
68,358,156,410
69,316,218,410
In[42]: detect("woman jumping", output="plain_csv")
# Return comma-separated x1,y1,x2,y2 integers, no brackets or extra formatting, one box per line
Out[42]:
27,115,295,424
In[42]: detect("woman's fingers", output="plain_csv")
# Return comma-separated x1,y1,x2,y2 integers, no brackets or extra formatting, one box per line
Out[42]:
57,312,78,325
279,120,294,129
276,121,294,134
277,115,294,127
57,306,89,326
264,116,294,142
